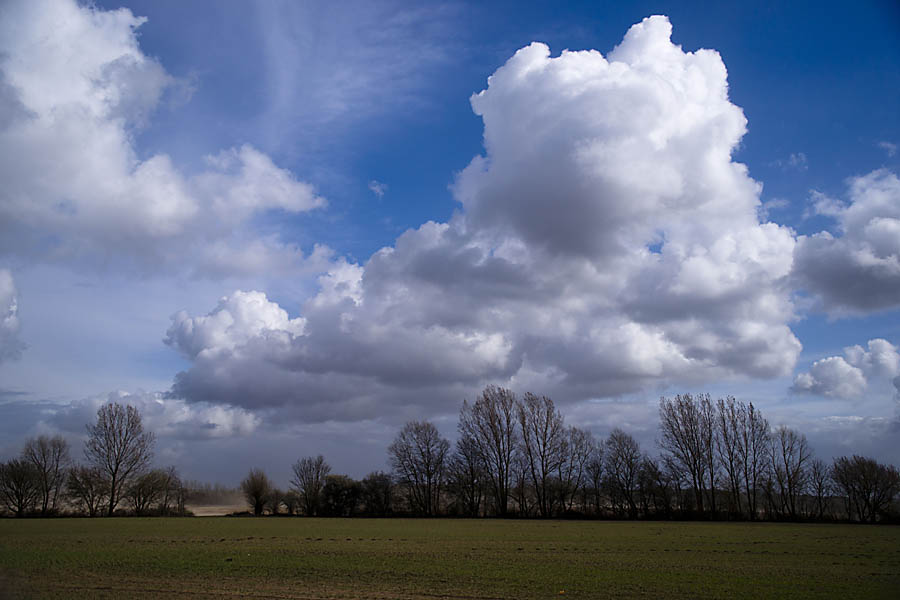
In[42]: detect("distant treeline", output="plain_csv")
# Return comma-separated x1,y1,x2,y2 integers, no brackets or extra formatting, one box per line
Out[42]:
2,388,898,522
238,387,900,523
0,403,230,518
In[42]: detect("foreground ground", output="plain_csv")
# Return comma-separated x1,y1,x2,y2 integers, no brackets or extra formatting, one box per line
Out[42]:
1,518,898,599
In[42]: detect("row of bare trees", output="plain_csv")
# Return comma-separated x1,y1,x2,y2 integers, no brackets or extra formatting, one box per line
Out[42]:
0,403,189,517
5,393,898,522
234,387,899,522
656,393,900,522
375,387,899,521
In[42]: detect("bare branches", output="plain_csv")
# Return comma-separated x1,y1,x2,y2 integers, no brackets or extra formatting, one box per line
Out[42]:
832,456,900,523
459,386,519,516
291,455,331,516
241,468,272,516
84,403,155,516
517,392,566,517
0,459,39,517
22,435,70,515
388,421,449,516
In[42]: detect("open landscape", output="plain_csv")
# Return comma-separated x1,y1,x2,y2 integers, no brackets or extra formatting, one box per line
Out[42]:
2,518,898,599
2,1,900,599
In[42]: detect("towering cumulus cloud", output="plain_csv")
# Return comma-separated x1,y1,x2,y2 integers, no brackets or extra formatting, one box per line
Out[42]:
0,0,324,276
167,16,801,420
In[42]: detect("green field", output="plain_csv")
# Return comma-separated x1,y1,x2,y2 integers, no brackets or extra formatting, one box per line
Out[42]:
1,518,898,599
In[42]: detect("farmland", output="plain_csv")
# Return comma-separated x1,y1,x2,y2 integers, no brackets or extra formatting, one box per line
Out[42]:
1,518,898,599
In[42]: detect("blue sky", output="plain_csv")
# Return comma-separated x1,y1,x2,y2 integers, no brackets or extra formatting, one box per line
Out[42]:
0,0,898,484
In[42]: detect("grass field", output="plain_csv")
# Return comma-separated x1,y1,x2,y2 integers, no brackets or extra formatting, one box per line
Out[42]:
1,518,898,599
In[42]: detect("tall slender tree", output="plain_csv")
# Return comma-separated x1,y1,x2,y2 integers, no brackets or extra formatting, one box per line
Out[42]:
658,394,711,514
736,401,769,519
771,426,811,519
516,393,566,517
604,428,642,518
459,386,519,516
715,397,743,515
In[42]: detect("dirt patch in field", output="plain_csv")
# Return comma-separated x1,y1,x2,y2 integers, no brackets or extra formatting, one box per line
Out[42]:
187,504,246,516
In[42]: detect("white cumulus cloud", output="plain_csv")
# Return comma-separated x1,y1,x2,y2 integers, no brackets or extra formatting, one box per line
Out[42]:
165,16,802,422
793,338,900,399
165,290,306,361
0,0,324,277
794,169,900,312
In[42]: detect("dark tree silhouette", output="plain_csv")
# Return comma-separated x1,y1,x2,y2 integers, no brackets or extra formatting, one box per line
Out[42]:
604,428,642,518
127,470,167,516
291,455,330,516
22,435,70,515
241,468,272,516
66,465,108,517
321,475,361,517
84,402,155,516
447,434,485,517
360,471,393,517
736,401,770,519
517,393,565,517
832,455,900,523
658,394,714,515
459,386,519,516
389,421,449,516
771,426,811,519
0,459,39,517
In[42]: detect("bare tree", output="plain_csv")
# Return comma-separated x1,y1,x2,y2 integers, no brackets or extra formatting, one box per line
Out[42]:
22,435,70,515
66,465,108,517
832,455,900,523
127,470,166,516
585,445,605,516
459,385,520,516
736,402,769,519
770,426,811,519
516,393,566,517
388,421,449,516
268,488,285,515
157,466,185,516
283,490,301,515
321,475,361,517
291,455,331,516
808,458,832,519
715,397,743,516
658,394,715,515
604,428,642,518
0,459,39,517
447,434,485,517
84,402,155,516
360,471,393,517
557,426,595,513
241,468,271,516
510,450,533,517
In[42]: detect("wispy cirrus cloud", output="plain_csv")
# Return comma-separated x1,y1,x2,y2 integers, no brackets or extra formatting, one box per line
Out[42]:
253,0,459,158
